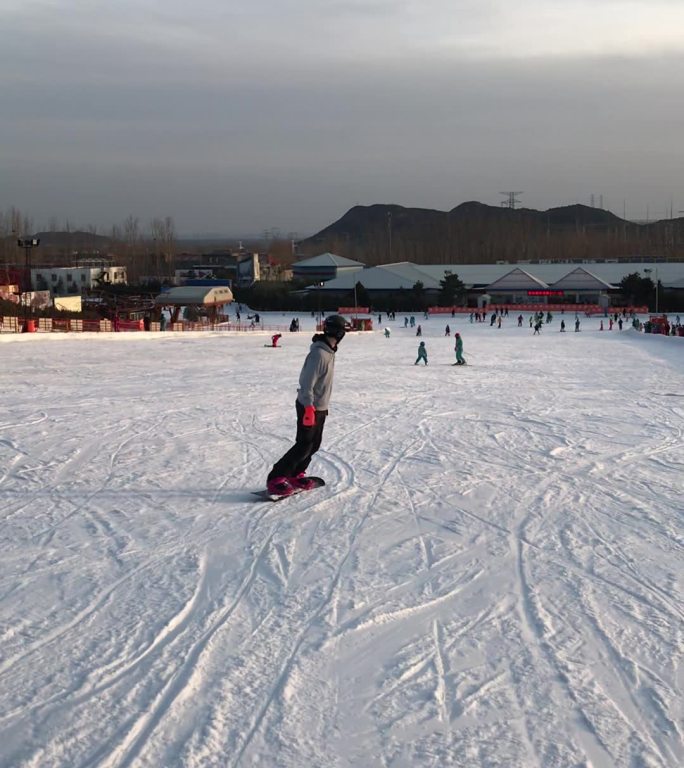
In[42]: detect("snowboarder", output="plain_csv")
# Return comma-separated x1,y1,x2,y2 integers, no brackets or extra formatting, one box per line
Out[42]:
415,341,428,365
271,333,282,347
454,332,465,365
266,314,347,497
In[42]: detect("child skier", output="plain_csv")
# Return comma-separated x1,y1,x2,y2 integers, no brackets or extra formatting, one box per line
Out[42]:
454,332,465,365
266,314,347,497
415,341,428,365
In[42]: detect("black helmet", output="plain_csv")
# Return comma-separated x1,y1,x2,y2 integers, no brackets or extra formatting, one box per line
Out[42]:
323,314,347,342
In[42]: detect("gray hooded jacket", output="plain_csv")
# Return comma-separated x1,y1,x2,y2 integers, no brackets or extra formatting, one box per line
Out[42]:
296,336,336,411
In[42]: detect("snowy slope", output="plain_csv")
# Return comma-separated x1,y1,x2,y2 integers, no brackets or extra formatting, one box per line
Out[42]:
0,313,682,768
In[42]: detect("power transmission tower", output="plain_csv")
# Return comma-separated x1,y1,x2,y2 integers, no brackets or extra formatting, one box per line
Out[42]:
500,191,524,209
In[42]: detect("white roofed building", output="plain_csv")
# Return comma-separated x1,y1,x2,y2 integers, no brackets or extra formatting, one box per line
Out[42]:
292,253,365,284
155,285,234,324
31,265,127,295
309,260,684,306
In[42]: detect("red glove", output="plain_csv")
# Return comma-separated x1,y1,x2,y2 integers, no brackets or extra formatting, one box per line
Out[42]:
302,405,316,427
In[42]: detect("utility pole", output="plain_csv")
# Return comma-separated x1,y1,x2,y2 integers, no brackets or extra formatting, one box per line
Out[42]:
387,211,393,261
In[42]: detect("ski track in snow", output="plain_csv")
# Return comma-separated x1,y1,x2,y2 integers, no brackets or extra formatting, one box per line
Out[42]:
0,317,682,767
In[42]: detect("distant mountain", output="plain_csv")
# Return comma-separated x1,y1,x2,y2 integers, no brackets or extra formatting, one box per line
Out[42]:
297,202,681,265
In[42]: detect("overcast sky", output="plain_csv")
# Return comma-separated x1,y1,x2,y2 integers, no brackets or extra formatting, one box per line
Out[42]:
1,0,683,237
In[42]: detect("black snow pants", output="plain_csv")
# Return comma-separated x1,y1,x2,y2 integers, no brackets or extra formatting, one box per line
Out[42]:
268,400,327,480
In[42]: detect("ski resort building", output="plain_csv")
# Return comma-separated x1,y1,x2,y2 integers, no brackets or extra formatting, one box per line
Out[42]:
154,285,234,324
309,260,684,307
292,253,365,284
30,265,127,295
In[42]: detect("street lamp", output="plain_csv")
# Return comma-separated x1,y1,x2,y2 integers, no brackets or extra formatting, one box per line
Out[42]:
17,236,39,331
317,281,324,326
644,267,659,313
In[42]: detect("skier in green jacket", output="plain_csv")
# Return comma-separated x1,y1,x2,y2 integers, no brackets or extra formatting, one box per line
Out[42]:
415,341,428,365
454,332,465,365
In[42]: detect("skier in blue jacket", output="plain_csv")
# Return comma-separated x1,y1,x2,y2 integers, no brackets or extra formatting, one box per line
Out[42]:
415,341,428,365
454,333,465,365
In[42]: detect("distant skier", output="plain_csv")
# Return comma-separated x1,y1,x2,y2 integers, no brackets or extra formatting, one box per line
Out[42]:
415,341,428,365
384,327,391,338
454,332,465,365
575,318,581,332
266,314,347,497
416,324,422,336
445,324,451,336
271,333,282,347
560,320,566,332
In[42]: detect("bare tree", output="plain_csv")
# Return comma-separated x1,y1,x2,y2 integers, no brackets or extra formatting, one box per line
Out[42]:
150,216,176,277
122,215,142,279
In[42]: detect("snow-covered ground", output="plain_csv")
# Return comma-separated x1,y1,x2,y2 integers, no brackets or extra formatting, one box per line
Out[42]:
1,312,682,768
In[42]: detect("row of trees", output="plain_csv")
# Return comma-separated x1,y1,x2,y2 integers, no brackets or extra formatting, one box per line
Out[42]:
0,207,178,283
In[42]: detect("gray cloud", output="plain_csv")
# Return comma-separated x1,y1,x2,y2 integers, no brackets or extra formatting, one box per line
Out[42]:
1,1,683,235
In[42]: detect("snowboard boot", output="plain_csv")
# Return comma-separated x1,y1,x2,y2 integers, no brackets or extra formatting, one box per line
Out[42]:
267,476,295,497
290,473,319,491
